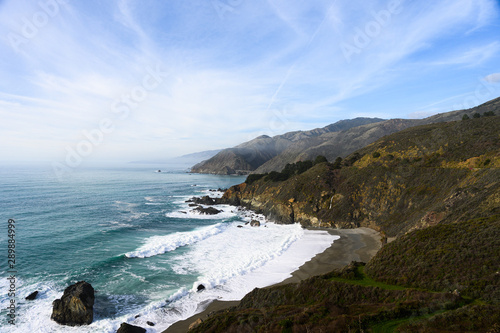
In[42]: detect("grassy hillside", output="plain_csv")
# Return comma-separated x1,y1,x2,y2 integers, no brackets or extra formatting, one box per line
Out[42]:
202,114,500,332
222,115,500,237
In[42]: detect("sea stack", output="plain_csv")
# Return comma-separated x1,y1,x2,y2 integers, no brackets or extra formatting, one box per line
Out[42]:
51,281,95,326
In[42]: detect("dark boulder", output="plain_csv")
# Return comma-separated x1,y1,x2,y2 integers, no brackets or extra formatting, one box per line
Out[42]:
51,281,94,326
250,220,261,227
116,322,146,333
197,284,205,292
187,195,217,205
147,321,155,326
25,291,38,300
193,206,222,215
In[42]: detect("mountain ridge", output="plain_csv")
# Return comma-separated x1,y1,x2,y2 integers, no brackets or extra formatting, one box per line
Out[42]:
190,117,385,175
191,97,500,175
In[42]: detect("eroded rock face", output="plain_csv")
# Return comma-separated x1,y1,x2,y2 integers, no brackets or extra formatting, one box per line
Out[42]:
51,281,94,326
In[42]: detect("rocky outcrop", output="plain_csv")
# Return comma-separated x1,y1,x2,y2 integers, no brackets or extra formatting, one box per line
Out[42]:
25,291,38,300
187,195,217,205
193,206,222,215
116,322,146,333
51,281,94,326
250,220,260,227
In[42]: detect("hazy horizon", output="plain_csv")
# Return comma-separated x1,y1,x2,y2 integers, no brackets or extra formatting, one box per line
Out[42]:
1,0,500,168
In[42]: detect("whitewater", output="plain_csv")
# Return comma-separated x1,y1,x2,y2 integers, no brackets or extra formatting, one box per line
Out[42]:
0,166,337,332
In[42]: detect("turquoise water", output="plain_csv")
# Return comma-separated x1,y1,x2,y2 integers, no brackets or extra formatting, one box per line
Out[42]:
0,165,336,332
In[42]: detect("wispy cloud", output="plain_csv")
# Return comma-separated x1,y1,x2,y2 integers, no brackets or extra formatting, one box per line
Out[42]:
0,0,499,164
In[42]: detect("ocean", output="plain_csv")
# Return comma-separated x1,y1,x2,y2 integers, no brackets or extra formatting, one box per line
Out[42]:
0,165,337,332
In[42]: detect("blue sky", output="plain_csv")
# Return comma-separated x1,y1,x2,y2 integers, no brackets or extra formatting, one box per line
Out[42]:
1,0,499,166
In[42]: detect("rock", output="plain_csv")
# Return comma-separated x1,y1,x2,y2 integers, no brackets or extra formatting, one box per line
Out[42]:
197,284,205,292
116,322,146,333
51,281,94,326
189,318,203,330
25,291,38,300
146,321,155,326
250,220,260,227
187,195,217,205
193,206,222,215
237,225,243,228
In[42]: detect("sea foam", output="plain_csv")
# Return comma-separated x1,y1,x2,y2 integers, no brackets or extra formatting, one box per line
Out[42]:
125,223,228,258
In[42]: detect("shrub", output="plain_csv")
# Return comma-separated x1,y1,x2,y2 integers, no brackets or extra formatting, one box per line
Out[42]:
314,155,328,165
245,173,266,185
462,114,470,120
483,111,496,117
473,113,481,118
332,157,343,169
372,151,381,158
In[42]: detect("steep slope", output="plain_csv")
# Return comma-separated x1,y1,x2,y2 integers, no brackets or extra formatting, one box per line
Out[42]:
192,113,500,333
191,97,500,175
190,118,385,175
221,115,500,236
254,99,500,173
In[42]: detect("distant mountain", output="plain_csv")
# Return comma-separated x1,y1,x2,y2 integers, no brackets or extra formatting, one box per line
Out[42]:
190,118,385,175
191,97,500,175
130,149,221,167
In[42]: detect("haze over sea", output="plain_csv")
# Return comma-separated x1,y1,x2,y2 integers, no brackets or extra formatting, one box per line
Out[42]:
0,165,336,332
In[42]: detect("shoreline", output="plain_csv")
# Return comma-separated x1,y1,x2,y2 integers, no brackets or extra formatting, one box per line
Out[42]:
164,227,382,333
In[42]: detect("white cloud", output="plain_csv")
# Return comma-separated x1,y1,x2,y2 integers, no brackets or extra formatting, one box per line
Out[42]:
484,73,500,83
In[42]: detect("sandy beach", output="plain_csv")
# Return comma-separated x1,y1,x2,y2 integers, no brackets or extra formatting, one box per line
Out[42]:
164,227,381,333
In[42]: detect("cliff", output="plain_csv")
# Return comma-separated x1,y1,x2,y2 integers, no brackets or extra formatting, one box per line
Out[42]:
221,115,500,237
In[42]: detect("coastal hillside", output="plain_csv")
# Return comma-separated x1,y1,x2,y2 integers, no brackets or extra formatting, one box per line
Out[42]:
221,114,500,236
191,97,500,175
190,112,500,332
190,118,385,175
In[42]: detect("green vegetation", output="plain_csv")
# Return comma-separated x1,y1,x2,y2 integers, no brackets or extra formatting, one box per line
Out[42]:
365,215,500,301
245,156,329,184
327,264,406,291
190,263,472,333
213,115,500,332
462,114,470,120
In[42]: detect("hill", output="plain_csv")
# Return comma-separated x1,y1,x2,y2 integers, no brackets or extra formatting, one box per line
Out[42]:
191,118,385,174
196,112,500,332
190,97,500,175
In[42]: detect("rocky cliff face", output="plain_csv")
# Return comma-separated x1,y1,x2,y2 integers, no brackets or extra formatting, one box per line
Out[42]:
221,115,500,237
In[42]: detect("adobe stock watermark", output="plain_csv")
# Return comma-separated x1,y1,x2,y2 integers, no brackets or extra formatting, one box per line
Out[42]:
453,75,500,111
341,0,404,63
51,63,170,181
7,0,69,53
211,0,244,19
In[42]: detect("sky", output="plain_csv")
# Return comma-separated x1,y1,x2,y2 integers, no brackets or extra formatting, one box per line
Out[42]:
0,0,499,168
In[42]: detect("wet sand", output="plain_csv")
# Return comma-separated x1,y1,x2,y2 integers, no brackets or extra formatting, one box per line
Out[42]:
164,227,381,333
